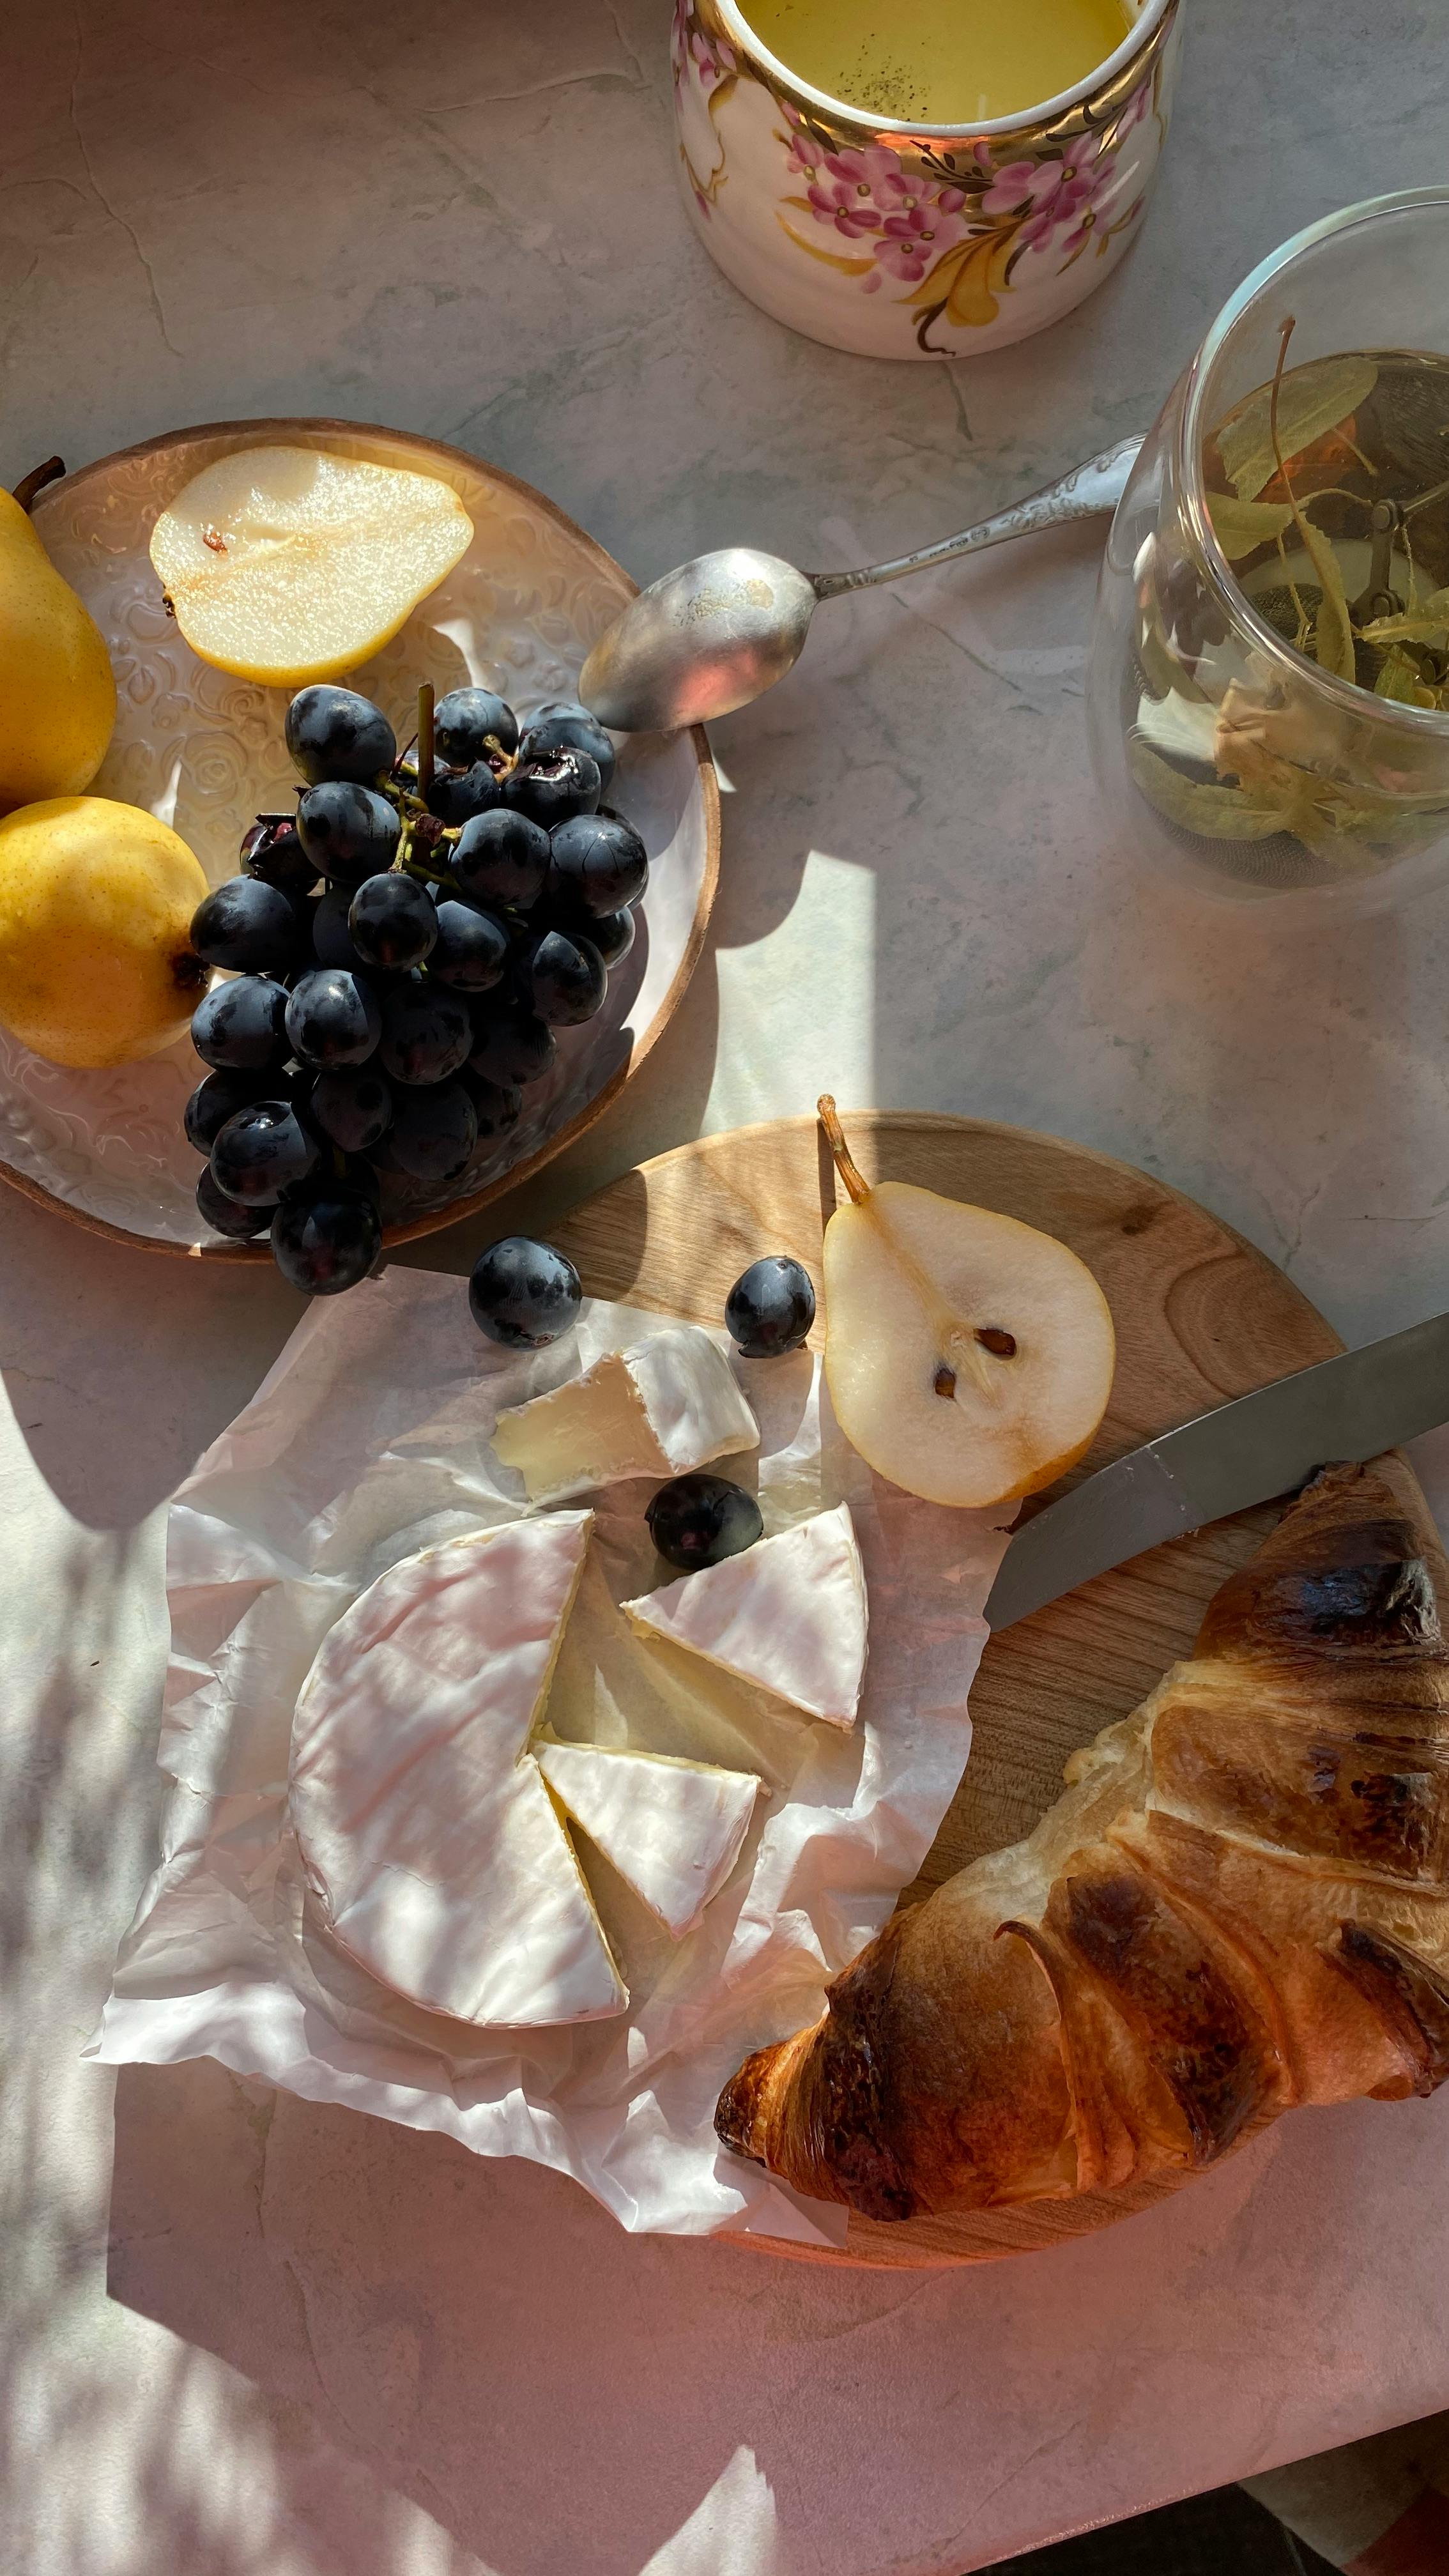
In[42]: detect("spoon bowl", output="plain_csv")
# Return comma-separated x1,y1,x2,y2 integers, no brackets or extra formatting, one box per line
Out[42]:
580,548,818,732
579,437,1143,734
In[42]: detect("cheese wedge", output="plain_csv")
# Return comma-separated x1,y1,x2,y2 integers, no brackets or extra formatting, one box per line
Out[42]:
623,1503,868,1729
289,1513,627,2027
491,1328,758,1505
537,1740,760,1938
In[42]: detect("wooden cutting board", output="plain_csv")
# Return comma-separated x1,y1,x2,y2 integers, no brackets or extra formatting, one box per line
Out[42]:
552,1111,1370,2269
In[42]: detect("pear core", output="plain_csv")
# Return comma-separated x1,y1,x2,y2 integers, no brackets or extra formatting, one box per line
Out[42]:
817,1103,1116,1510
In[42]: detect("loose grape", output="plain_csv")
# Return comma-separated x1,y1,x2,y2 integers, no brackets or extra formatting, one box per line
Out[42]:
724,1256,815,1358
468,1236,581,1348
646,1473,762,1572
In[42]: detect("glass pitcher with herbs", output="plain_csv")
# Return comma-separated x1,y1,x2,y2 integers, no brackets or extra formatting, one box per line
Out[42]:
1088,192,1449,911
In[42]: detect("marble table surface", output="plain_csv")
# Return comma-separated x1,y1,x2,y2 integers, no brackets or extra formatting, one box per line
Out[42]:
6,1,1449,2570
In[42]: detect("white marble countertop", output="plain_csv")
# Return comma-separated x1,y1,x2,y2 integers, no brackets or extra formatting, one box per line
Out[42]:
5,1,1449,2570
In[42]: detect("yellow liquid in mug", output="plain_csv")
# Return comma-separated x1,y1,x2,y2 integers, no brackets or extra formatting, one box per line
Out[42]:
742,0,1135,122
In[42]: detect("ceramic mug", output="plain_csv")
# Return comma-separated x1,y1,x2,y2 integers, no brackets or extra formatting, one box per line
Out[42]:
671,0,1183,360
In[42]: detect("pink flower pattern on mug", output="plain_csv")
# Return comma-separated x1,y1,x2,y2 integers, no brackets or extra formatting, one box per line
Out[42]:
671,0,1166,337
671,0,735,96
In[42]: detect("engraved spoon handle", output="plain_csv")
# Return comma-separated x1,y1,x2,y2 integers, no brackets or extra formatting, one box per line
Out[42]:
807,434,1145,601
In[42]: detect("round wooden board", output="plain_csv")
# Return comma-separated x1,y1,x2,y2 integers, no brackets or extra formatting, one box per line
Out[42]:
549,1109,1407,2269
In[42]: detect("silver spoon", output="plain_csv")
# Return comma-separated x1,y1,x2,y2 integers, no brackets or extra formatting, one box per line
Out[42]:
579,434,1144,734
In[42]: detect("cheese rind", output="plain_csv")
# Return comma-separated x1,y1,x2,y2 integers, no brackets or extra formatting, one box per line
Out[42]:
289,1514,628,2027
491,1328,759,1505
623,1503,868,1729
537,1740,760,1938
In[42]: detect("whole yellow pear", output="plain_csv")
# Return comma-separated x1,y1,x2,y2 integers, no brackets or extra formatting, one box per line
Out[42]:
0,489,118,810
0,797,209,1069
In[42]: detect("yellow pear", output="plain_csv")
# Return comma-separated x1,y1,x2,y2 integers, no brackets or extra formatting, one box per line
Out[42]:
818,1098,1116,1510
149,446,474,685
0,489,117,811
0,797,209,1069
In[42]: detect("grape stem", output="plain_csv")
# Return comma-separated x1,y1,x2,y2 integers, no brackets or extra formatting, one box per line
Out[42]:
417,683,435,795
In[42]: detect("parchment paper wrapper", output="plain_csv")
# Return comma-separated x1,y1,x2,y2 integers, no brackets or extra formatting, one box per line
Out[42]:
90,1264,1013,2244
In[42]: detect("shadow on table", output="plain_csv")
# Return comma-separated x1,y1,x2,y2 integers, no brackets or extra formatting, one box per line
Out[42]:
105,2057,926,2576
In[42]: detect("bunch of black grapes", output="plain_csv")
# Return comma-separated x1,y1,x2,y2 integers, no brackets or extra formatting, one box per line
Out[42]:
183,684,646,1295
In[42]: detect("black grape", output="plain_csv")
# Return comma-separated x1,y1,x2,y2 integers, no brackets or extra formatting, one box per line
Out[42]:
271,1186,383,1295
184,1067,269,1153
191,976,289,1071
285,969,382,1069
388,1080,478,1183
377,981,473,1086
546,810,648,914
526,928,606,1027
348,873,437,970
308,1065,394,1153
190,878,309,976
210,1101,318,1206
296,782,400,886
286,686,397,786
452,808,550,911
430,899,509,992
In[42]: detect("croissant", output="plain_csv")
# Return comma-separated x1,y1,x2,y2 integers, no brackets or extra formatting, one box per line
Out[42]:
716,1458,1449,2221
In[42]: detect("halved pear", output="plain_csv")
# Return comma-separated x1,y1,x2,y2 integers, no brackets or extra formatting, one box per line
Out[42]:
149,446,473,685
818,1098,1116,1510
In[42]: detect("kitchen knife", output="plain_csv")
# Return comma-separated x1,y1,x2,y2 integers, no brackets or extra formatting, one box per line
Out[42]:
983,1308,1449,1632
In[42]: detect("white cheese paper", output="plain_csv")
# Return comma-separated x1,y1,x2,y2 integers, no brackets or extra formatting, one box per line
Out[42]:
89,1264,1013,2244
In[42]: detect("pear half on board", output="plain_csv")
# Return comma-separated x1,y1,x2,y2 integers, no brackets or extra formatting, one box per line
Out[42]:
818,1098,1116,1510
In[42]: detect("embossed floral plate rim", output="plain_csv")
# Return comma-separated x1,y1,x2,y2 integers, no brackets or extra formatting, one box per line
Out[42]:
6,417,720,1266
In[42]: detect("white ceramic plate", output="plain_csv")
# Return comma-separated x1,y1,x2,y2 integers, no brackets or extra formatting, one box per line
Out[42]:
3,419,718,1258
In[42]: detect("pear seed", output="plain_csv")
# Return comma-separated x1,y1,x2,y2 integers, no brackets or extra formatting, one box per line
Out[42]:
975,1327,1017,1358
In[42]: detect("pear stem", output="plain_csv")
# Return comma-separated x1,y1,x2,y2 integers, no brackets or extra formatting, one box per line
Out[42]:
817,1094,871,1206
12,456,65,515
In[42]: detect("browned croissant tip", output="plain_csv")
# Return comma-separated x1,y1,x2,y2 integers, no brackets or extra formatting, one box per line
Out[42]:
714,2046,773,2161
716,1452,1449,2227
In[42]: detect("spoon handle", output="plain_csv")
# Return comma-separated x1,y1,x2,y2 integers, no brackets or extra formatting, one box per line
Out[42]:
807,434,1144,601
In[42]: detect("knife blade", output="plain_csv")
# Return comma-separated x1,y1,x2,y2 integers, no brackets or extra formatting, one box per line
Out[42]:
983,1308,1449,1632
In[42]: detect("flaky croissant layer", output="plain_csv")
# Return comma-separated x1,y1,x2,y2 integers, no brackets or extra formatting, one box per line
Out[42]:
716,1459,1449,2221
